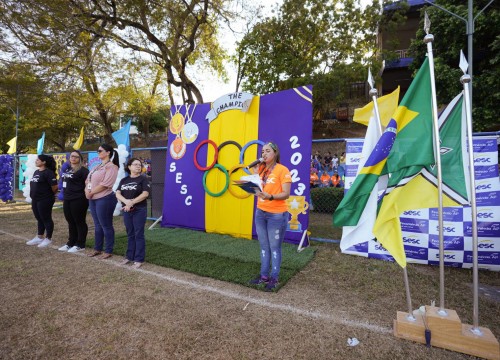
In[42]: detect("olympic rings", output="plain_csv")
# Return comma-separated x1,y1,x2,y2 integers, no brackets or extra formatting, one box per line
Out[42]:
218,140,242,153
194,139,218,171
227,164,252,199
202,164,229,197
194,139,264,198
240,139,265,174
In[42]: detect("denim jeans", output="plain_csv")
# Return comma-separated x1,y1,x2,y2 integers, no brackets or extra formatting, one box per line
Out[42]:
255,209,288,279
123,206,147,263
89,193,117,254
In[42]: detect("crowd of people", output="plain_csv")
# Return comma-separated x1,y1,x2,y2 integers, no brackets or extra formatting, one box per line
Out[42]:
310,150,345,188
26,145,151,269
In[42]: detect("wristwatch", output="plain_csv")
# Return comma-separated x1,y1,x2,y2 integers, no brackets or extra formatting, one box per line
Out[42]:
269,195,274,201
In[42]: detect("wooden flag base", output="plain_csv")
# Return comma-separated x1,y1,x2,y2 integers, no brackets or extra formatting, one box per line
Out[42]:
394,306,500,360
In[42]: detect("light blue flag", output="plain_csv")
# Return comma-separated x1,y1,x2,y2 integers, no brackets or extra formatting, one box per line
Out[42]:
37,132,45,155
112,120,131,150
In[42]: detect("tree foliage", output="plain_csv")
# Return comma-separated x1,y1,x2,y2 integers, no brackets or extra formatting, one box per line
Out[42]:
235,0,382,117
408,0,500,131
66,0,231,104
0,62,53,153
0,0,230,151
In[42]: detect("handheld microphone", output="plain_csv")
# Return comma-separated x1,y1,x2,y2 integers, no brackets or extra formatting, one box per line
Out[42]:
246,158,264,169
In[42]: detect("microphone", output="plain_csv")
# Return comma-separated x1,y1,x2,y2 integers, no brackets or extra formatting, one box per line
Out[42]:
246,158,264,169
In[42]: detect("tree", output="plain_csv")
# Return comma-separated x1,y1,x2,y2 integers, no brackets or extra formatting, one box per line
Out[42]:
66,0,231,104
0,62,54,153
408,0,500,131
0,0,233,148
235,0,382,116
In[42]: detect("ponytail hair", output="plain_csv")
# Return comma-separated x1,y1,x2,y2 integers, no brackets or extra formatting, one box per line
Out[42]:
100,143,120,167
38,154,57,173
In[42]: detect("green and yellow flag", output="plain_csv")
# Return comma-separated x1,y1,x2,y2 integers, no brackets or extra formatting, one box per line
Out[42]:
353,87,400,127
373,91,469,267
335,58,434,266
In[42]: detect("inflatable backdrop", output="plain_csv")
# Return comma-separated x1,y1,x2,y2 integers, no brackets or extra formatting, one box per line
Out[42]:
161,87,313,244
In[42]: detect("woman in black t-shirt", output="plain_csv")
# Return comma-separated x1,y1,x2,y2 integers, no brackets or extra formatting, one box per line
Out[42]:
58,151,90,253
26,155,58,248
115,158,151,268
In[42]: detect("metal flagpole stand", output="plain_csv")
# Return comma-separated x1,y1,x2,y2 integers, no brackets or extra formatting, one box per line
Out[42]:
423,13,448,316
459,51,481,335
367,69,415,321
393,27,500,360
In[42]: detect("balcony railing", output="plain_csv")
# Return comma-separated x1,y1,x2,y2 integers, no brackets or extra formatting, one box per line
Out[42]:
395,49,409,58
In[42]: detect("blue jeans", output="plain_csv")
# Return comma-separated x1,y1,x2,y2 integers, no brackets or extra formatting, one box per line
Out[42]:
255,209,288,279
89,193,117,254
123,206,147,262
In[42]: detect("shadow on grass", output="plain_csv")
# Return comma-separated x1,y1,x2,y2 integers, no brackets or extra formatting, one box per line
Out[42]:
88,227,316,292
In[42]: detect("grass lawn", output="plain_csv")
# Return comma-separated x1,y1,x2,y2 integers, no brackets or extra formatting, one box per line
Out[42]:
88,227,315,291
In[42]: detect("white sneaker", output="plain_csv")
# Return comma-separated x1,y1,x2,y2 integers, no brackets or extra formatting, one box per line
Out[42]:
67,246,84,253
37,239,52,248
26,237,43,246
58,245,71,252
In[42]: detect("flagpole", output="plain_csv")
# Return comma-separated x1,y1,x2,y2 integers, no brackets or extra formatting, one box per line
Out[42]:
460,60,482,335
367,69,383,137
423,14,448,316
368,70,414,320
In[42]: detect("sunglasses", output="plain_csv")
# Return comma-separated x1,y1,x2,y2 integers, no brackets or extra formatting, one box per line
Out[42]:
268,142,277,151
97,149,105,153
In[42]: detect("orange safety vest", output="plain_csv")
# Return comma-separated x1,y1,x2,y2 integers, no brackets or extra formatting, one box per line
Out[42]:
310,173,319,185
331,175,340,186
320,174,330,186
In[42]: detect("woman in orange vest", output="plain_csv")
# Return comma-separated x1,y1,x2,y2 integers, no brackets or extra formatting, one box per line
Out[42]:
310,168,319,188
331,171,341,187
248,141,291,291
320,171,331,187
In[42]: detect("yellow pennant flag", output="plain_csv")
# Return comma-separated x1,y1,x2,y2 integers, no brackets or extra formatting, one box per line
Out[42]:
353,87,400,127
6,136,17,154
73,127,84,150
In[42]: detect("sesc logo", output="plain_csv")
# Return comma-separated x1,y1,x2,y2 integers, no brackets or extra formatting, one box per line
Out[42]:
474,157,491,164
436,253,456,260
350,157,361,163
403,236,420,245
476,184,492,191
403,210,421,217
478,243,494,249
436,225,456,233
374,244,387,251
477,212,494,219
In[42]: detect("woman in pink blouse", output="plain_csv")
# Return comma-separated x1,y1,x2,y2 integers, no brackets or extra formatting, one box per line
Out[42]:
85,144,119,259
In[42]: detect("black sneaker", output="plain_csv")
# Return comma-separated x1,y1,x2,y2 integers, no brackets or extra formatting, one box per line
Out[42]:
264,277,279,292
248,275,269,285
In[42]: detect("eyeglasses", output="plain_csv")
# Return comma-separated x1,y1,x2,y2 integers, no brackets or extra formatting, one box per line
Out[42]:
70,155,80,159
